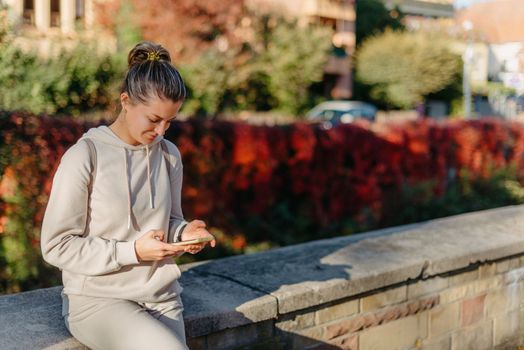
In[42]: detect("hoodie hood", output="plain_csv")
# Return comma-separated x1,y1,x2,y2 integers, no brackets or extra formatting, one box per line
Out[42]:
80,125,163,150
80,126,163,230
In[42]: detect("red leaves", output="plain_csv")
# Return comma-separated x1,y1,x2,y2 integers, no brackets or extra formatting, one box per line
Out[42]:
289,122,317,164
232,123,257,166
2,113,524,254
131,0,247,64
0,167,16,199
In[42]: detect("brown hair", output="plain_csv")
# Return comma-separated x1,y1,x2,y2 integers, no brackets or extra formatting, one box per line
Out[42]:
121,41,186,104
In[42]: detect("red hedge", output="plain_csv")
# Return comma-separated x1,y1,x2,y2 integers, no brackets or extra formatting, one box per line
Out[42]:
2,112,524,249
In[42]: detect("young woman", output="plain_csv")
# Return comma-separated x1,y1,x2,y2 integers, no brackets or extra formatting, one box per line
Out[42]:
40,41,215,350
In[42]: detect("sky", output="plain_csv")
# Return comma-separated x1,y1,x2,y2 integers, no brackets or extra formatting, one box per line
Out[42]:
454,0,494,9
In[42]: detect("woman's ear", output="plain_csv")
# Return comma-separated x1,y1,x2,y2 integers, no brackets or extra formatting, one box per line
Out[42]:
120,92,130,110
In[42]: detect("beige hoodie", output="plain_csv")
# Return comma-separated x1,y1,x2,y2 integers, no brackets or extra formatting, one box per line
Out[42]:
41,126,187,303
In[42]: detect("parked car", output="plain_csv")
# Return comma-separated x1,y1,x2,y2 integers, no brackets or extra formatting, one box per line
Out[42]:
306,100,378,128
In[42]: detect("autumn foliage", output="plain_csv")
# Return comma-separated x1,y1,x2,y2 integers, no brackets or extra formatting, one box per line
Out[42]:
2,113,524,292
95,0,247,64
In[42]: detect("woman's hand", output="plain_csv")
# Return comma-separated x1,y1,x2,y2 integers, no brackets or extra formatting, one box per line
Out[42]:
180,220,216,254
135,229,187,262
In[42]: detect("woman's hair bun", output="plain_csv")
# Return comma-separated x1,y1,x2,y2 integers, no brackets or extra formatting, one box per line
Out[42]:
127,41,171,69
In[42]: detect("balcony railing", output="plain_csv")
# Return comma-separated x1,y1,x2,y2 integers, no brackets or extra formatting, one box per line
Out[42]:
303,0,355,21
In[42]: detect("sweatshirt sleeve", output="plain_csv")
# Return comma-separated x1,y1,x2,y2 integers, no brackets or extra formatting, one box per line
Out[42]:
40,140,139,276
165,142,188,243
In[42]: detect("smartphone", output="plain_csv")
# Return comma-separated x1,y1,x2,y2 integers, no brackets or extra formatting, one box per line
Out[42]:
171,235,214,246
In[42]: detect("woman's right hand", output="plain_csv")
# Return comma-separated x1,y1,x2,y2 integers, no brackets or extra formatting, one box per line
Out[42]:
134,229,186,262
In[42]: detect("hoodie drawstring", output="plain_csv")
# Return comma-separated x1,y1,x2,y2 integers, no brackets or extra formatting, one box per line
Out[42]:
146,144,154,209
124,149,132,230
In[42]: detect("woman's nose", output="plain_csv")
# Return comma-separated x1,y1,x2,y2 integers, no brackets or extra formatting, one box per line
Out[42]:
155,122,168,136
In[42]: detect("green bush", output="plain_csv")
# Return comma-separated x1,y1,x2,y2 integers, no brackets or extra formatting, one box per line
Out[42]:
356,30,462,109
381,166,524,226
0,41,121,117
182,14,332,117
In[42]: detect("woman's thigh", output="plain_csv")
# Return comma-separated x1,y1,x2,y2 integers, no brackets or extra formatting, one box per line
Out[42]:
140,296,187,344
64,295,188,350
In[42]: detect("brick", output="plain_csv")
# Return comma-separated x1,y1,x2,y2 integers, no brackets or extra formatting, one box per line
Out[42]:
496,257,522,275
449,269,478,287
324,316,364,340
493,309,524,346
450,276,503,300
315,299,359,325
298,325,325,341
429,302,459,337
440,285,468,304
451,320,492,350
206,321,273,350
277,310,316,332
461,294,486,327
330,334,358,350
471,276,504,295
408,277,448,299
359,312,428,350
485,285,521,318
504,266,524,284
479,263,497,279
323,295,438,341
422,336,451,350
360,286,406,312
186,336,206,350
518,281,524,309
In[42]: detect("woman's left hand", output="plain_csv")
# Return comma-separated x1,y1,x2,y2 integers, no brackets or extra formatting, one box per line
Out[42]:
180,220,216,254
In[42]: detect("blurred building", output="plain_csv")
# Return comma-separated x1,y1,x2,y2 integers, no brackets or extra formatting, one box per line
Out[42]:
456,0,524,95
2,0,115,56
383,0,455,30
248,0,356,99
4,0,355,99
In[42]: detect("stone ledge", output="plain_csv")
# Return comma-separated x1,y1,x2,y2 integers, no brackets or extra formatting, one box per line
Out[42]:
2,205,524,349
190,205,524,315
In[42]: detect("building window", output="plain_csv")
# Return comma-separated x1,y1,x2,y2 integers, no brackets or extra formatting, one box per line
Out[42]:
23,0,34,25
50,0,60,27
76,0,85,18
76,0,85,29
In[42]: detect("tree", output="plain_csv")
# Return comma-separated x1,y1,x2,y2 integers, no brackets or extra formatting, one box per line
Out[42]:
353,0,404,101
257,15,333,115
93,1,332,116
182,14,332,116
355,30,462,109
130,0,246,64
0,41,119,115
355,0,404,47
0,5,8,44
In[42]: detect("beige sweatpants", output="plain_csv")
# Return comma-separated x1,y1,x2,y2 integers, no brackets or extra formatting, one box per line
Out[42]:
62,293,188,350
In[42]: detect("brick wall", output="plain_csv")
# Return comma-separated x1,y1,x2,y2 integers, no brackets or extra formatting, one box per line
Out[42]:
187,255,524,350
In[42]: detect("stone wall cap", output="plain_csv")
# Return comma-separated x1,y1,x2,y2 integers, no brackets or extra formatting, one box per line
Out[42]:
189,205,524,314
2,205,524,347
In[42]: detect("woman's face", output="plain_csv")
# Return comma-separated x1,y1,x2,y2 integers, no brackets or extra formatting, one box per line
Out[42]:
120,93,183,146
